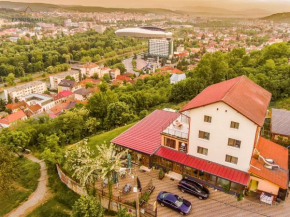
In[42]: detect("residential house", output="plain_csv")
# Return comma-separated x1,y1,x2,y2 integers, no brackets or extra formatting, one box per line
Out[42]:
112,76,288,201
0,110,27,128
5,101,28,113
74,63,101,78
4,81,47,102
74,88,93,101
57,79,81,93
53,90,74,105
109,68,121,80
270,108,290,144
80,78,101,88
49,70,80,90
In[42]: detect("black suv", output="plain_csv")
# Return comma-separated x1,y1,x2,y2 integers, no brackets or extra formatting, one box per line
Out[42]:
178,177,209,200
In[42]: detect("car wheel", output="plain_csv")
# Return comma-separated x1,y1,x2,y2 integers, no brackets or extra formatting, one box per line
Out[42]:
180,211,185,215
198,196,203,200
180,188,185,193
160,203,165,207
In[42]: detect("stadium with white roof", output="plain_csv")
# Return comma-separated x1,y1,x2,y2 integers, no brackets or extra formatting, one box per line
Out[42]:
116,27,173,58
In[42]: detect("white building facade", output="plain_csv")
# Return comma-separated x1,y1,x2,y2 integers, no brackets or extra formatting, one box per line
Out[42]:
4,81,47,102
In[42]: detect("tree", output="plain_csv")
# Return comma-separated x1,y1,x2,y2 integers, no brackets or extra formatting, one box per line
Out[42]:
0,145,19,192
81,56,92,63
66,143,127,212
105,102,132,128
6,73,15,86
102,73,110,83
72,195,104,217
65,75,75,81
85,82,94,89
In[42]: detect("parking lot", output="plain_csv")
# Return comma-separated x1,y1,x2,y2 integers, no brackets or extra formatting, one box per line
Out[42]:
137,169,290,217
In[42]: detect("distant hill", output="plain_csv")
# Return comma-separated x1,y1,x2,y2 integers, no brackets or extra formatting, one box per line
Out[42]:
0,1,181,14
262,12,290,23
180,6,271,18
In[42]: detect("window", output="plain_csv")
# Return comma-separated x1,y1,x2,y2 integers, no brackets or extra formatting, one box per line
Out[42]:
225,155,238,164
230,121,239,129
197,146,208,155
204,115,212,123
164,137,176,149
228,138,241,148
199,131,210,140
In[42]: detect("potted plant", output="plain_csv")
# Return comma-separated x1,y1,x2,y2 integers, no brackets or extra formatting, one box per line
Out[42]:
159,168,165,180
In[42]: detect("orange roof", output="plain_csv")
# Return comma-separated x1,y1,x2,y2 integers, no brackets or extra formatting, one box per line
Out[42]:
180,76,271,126
29,104,42,112
80,78,100,87
249,137,288,189
116,75,131,81
0,110,26,125
6,101,27,110
171,68,183,74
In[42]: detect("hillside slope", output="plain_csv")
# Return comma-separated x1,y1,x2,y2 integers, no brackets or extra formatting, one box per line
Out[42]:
262,12,290,23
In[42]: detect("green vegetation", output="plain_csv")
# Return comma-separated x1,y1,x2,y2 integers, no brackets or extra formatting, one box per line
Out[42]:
0,29,145,79
172,43,290,103
0,157,40,216
87,122,135,151
72,195,104,217
27,198,71,217
262,12,290,23
27,165,80,217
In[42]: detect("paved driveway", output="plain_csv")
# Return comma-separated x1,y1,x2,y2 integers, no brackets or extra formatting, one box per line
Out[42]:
137,170,290,217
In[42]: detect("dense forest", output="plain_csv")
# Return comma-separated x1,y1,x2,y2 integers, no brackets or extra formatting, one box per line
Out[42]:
0,29,146,77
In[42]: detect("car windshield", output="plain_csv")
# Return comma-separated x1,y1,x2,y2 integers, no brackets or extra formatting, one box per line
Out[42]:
161,193,168,199
186,180,203,192
174,196,183,207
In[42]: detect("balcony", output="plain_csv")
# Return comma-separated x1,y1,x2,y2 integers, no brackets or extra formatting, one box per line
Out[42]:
162,114,189,140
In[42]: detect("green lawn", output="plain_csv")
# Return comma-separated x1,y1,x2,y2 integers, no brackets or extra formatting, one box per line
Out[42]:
87,122,136,153
0,157,40,217
26,198,71,217
270,98,290,110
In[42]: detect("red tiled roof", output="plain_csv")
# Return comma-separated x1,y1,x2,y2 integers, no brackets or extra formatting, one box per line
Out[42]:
111,110,180,155
6,101,27,110
54,90,74,100
0,110,26,125
249,137,288,189
155,146,249,185
179,76,271,126
116,75,131,81
29,104,42,112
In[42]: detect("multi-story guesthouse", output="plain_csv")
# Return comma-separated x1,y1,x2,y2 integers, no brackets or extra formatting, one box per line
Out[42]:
112,76,289,201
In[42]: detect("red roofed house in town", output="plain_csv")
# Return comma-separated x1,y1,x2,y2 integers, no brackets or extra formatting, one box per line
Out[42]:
112,75,288,201
5,101,28,113
53,90,74,105
0,110,27,128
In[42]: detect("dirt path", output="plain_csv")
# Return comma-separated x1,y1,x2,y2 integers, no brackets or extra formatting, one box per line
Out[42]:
6,154,50,217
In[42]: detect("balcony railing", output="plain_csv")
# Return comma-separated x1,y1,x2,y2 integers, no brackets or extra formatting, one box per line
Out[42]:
163,128,189,139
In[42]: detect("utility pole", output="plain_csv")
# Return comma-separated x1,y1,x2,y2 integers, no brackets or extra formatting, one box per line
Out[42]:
134,169,140,217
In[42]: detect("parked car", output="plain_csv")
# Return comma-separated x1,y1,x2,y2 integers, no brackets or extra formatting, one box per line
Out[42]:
157,191,192,215
178,177,209,200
